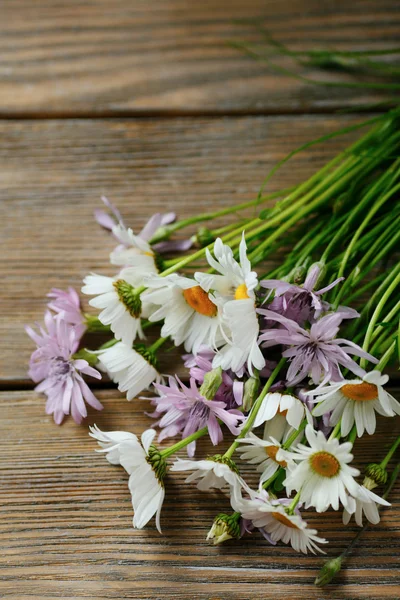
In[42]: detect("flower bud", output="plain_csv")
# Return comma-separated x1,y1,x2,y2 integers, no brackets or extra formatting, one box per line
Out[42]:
364,463,388,490
314,556,342,587
292,264,308,284
242,373,260,412
194,226,215,248
206,512,241,545
200,367,223,400
306,261,326,289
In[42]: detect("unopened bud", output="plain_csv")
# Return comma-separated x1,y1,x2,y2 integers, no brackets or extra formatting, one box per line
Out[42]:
200,367,223,400
314,556,342,587
242,374,260,411
194,226,215,248
306,261,326,289
364,463,388,489
292,264,308,284
206,512,241,545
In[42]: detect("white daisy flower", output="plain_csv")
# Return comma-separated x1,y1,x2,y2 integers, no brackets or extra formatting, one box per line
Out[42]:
89,426,165,532
82,268,148,346
343,486,390,527
110,224,160,279
309,371,400,437
98,342,160,400
232,487,327,554
170,457,246,493
143,273,225,354
237,432,292,483
254,391,307,431
196,235,265,375
281,424,363,512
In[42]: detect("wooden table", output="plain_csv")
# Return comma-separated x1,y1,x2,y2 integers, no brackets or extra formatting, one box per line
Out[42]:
1,2,399,598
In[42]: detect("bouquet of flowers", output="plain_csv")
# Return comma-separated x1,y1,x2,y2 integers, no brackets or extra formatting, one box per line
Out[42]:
26,107,400,585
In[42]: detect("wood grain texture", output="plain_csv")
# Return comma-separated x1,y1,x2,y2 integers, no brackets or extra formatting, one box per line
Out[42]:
1,390,399,599
0,114,372,385
0,0,399,116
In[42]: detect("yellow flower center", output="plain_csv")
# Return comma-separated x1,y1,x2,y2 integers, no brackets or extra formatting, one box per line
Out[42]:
144,251,154,257
234,283,250,300
183,286,217,317
341,382,378,402
271,512,299,529
310,451,340,478
265,445,287,468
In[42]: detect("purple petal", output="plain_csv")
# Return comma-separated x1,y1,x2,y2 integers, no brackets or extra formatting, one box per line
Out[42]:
153,239,193,253
94,209,116,231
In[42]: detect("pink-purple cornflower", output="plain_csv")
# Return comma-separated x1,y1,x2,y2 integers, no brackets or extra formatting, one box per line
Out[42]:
260,263,355,324
149,376,244,456
47,287,86,337
258,310,378,387
26,311,103,425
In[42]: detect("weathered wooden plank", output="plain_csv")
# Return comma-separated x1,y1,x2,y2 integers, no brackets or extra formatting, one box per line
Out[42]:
1,390,399,599
0,114,371,384
0,0,399,115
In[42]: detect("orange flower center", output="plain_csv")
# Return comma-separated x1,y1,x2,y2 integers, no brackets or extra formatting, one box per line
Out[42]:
234,284,250,300
265,445,287,468
271,512,299,529
183,286,217,317
310,451,340,478
341,382,378,402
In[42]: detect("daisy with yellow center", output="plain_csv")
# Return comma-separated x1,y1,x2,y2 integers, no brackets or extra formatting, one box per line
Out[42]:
237,432,293,483
252,391,310,444
232,487,327,554
281,425,365,513
109,224,160,280
82,267,150,347
143,273,226,354
195,234,265,375
308,371,400,437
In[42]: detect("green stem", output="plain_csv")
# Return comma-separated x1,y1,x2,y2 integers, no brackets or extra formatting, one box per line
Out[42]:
328,421,342,441
282,420,307,451
333,179,400,306
153,187,294,240
223,358,286,459
361,270,400,367
376,341,396,371
234,44,400,90
160,427,208,458
262,469,282,490
380,436,400,470
84,314,112,333
287,490,302,515
149,337,168,353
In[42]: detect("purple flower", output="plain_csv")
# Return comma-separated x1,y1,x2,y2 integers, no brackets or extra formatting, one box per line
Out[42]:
258,309,378,387
26,311,103,425
94,196,192,253
261,263,350,324
184,347,244,408
47,287,86,337
149,376,244,456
